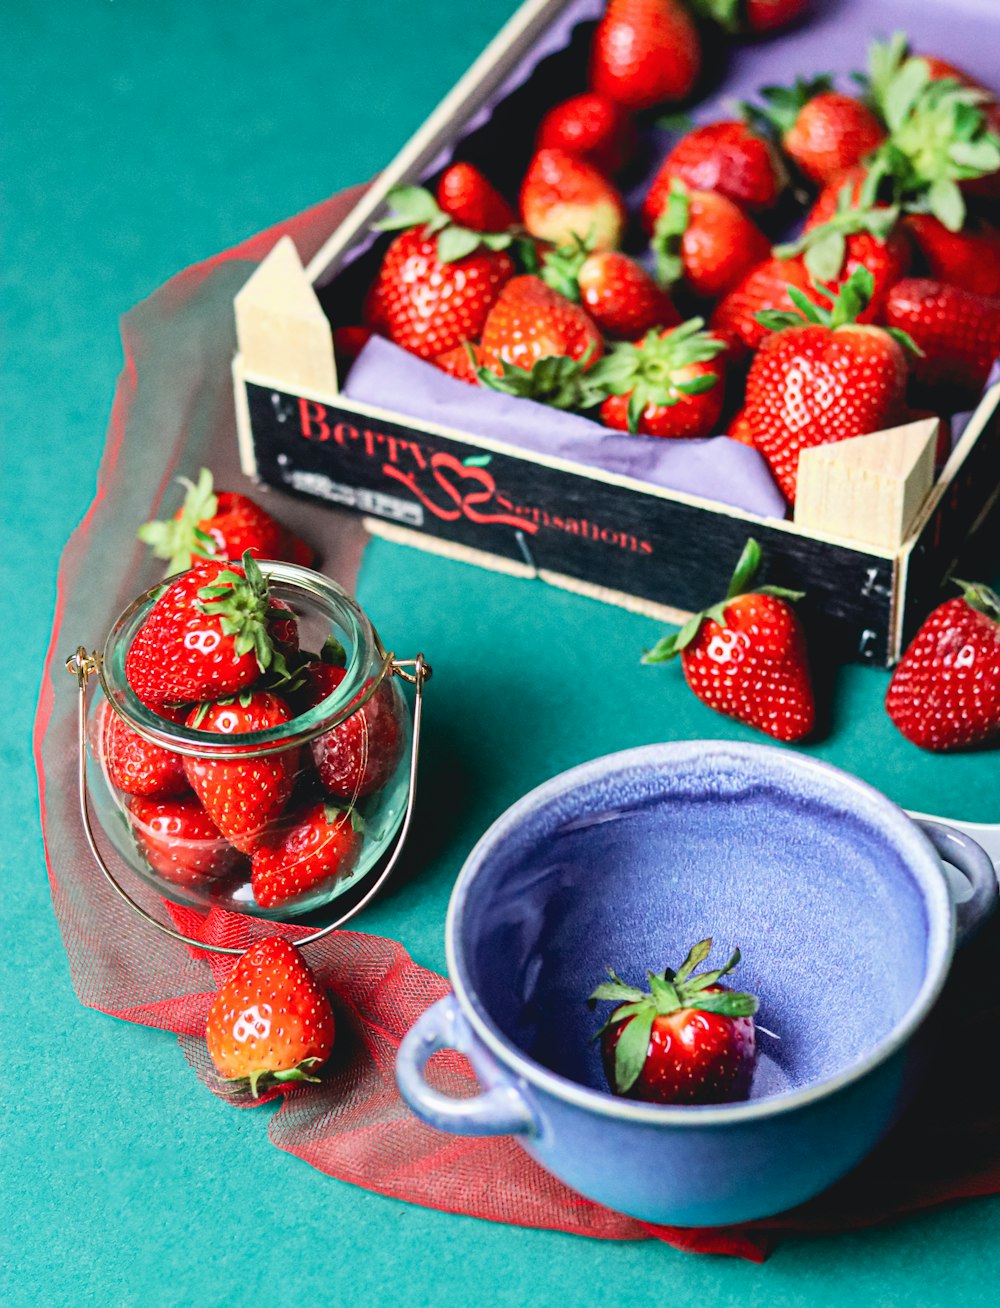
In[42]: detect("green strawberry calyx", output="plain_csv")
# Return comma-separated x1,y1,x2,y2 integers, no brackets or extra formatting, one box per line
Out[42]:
650,180,691,288
954,578,1000,625
537,232,594,301
195,551,280,676
587,318,726,434
477,344,604,411
138,467,222,574
755,265,921,354
773,163,900,283
589,938,759,1095
642,537,804,664
224,1056,326,1100
372,184,516,262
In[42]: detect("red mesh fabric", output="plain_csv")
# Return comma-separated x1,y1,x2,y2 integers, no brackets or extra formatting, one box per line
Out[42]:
35,188,999,1265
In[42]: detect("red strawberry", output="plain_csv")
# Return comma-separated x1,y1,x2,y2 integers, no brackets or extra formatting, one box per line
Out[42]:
643,538,814,741
591,938,758,1106
520,148,626,252
298,645,405,799
746,78,884,185
592,319,727,439
436,163,515,233
884,279,1000,399
806,164,869,228
206,937,335,1097
251,803,360,909
649,179,771,299
536,93,636,175
333,324,376,365
590,0,701,111
886,582,1000,751
480,276,605,369
744,0,808,32
433,342,485,385
540,238,680,340
370,186,515,361
709,255,820,359
904,214,1000,299
138,468,314,575
744,267,912,502
726,406,756,446
100,701,188,798
129,794,240,887
184,691,298,854
125,554,283,708
645,121,785,220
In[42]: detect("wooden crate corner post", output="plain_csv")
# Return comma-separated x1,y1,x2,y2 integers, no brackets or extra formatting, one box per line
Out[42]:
794,418,939,552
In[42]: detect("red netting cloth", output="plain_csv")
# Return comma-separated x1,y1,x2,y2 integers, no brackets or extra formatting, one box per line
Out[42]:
35,188,1000,1264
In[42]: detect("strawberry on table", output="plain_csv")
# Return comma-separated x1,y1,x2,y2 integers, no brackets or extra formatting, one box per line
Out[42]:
519,148,626,252
744,267,913,503
138,468,314,575
206,937,335,1098
589,318,727,439
539,237,680,339
590,0,701,112
590,938,758,1105
536,93,636,176
125,553,286,707
183,691,298,854
886,581,1000,752
643,538,814,742
884,278,1000,400
252,803,360,909
100,701,188,798
435,162,516,233
745,76,885,185
644,121,785,219
129,794,241,887
370,185,515,360
649,179,771,300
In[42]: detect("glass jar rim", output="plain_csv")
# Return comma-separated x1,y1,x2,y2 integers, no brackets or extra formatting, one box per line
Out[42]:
97,560,391,759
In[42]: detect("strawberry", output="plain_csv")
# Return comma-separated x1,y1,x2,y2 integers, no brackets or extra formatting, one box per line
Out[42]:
884,278,1000,399
333,324,376,365
184,691,298,854
649,179,771,299
645,121,785,220
370,186,515,360
433,342,484,385
904,213,1000,299
519,148,626,252
252,803,360,909
536,93,636,176
297,641,405,799
643,537,814,741
129,794,240,887
590,318,727,439
689,0,808,34
726,406,756,446
100,700,188,798
708,255,820,359
540,237,680,339
435,163,515,233
138,468,314,575
886,581,1000,751
744,77,884,185
476,275,605,408
745,267,913,503
590,938,758,1106
125,553,284,708
206,937,335,1097
590,0,701,112
806,163,869,228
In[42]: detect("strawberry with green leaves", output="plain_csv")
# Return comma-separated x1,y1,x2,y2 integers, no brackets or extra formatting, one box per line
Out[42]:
644,538,814,742
206,937,335,1098
519,148,626,253
743,76,885,185
644,120,786,220
589,0,701,112
536,92,636,176
138,468,314,575
590,938,758,1105
252,803,360,909
539,235,680,339
744,266,914,502
650,178,771,300
125,553,286,708
886,581,1000,752
589,318,727,439
370,185,515,360
129,794,241,887
708,254,820,359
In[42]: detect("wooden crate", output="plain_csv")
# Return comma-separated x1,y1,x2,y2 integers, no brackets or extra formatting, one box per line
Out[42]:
233,0,1000,665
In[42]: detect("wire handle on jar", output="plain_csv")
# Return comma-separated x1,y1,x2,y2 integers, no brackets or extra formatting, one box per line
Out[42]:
66,646,431,955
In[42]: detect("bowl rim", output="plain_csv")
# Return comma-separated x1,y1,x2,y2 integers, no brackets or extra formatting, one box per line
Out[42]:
445,741,956,1125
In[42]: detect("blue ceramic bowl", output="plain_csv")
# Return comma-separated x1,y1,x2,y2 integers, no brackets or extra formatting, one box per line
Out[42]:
396,743,997,1227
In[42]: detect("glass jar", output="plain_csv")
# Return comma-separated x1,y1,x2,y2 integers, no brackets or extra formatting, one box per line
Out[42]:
76,561,426,924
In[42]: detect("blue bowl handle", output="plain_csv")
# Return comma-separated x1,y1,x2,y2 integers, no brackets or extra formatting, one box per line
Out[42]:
915,819,998,945
396,993,538,1137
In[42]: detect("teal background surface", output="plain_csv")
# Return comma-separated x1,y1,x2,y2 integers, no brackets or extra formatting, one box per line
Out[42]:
3,1,999,1304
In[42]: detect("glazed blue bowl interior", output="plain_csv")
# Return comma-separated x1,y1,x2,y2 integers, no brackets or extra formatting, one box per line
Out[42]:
457,746,937,1102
